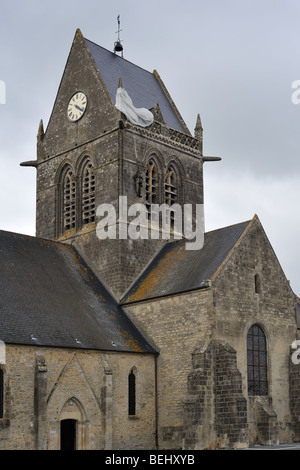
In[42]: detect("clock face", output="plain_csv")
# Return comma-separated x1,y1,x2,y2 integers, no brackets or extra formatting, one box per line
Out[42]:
67,92,87,122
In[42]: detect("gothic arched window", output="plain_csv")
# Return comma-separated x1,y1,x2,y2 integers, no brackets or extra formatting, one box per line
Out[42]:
165,165,178,226
81,161,95,226
128,370,136,416
255,274,261,294
247,324,268,396
62,167,76,232
165,165,178,207
146,160,158,219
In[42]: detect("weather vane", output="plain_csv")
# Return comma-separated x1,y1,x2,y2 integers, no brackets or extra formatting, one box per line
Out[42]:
114,15,123,57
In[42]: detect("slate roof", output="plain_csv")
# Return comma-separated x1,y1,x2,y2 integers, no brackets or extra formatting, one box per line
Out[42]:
85,37,186,133
0,230,156,353
122,220,252,303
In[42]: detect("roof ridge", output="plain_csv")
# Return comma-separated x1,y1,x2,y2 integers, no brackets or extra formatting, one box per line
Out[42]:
205,218,252,236
0,229,75,250
142,218,252,248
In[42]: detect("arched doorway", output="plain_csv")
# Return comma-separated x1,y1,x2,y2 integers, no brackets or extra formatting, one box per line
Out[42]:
60,419,77,450
59,397,88,450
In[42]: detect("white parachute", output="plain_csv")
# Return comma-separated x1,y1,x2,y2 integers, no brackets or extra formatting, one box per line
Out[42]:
115,86,154,127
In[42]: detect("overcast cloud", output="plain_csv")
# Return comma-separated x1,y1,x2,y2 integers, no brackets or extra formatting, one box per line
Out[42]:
0,0,299,294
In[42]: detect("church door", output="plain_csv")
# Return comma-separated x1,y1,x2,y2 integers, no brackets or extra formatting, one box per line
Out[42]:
60,419,77,450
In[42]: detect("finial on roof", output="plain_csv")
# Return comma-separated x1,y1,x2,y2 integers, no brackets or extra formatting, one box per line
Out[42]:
118,77,123,88
114,15,123,57
194,114,203,155
37,119,44,142
151,102,165,124
75,28,84,40
195,113,202,130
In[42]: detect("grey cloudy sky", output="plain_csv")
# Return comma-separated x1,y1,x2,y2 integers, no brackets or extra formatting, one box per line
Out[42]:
0,0,299,294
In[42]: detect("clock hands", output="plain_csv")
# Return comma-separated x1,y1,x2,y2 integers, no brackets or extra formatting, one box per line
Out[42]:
74,104,84,112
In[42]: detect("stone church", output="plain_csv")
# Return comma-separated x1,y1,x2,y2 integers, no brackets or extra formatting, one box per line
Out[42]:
0,28,299,450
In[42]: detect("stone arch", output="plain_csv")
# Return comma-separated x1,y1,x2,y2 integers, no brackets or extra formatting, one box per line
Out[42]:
46,353,104,450
55,162,76,236
59,396,88,450
54,158,73,183
143,149,164,174
76,154,96,227
142,151,164,216
165,155,185,176
246,323,268,396
164,156,185,205
59,395,87,421
75,151,97,175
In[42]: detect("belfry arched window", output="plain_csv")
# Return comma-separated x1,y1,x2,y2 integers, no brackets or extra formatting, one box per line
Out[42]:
165,165,178,207
146,160,158,219
247,324,268,396
81,160,95,225
165,165,178,226
62,167,76,231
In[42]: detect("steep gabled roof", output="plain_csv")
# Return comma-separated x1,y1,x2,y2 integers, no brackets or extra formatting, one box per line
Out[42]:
0,230,156,353
84,36,187,133
121,220,252,303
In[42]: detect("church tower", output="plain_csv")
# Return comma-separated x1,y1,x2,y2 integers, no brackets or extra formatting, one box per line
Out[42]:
22,29,217,299
14,28,300,451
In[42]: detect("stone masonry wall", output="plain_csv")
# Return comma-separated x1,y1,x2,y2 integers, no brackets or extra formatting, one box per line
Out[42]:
124,288,214,449
212,217,298,444
289,343,300,442
0,345,156,450
183,340,248,449
36,121,204,299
